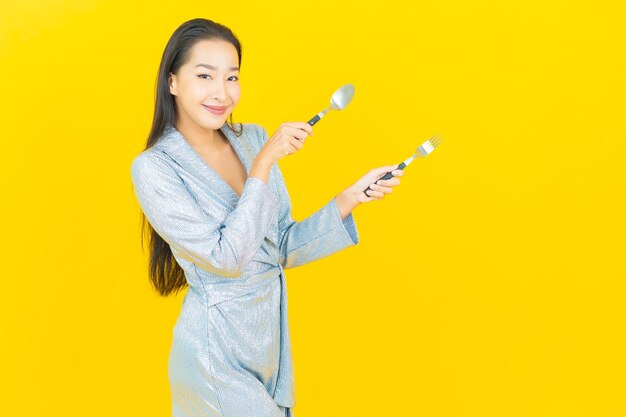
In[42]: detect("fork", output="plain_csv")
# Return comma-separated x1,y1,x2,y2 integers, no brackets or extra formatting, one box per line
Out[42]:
363,134,443,197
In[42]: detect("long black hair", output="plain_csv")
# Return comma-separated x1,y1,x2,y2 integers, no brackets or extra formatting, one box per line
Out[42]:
140,18,243,296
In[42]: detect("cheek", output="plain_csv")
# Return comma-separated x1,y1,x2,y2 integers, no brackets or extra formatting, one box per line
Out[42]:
195,82,211,101
228,84,242,103
181,79,207,102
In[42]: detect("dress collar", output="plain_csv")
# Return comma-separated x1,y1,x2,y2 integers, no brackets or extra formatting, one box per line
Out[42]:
155,122,252,206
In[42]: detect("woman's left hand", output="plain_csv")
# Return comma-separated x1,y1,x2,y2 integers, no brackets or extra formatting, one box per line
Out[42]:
334,164,404,219
346,164,405,204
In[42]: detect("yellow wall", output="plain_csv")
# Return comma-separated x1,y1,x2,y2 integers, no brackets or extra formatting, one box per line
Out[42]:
1,1,624,416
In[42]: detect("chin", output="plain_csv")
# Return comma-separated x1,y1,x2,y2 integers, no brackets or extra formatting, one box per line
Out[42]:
198,116,229,130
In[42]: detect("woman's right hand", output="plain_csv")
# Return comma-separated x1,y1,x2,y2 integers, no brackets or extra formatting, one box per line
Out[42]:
257,122,313,164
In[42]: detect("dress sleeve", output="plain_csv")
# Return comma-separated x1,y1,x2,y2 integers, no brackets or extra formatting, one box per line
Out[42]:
278,194,359,269
130,152,281,278
253,124,359,269
275,172,360,269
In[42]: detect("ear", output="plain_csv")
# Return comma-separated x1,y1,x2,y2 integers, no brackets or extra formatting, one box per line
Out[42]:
168,72,177,96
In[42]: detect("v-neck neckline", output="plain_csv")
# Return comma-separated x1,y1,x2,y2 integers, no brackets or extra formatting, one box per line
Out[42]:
175,123,250,200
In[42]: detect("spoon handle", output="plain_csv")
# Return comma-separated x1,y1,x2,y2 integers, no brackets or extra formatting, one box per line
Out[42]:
307,115,321,126
363,162,407,197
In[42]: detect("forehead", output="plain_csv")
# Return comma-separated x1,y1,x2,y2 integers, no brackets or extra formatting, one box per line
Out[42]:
187,39,239,66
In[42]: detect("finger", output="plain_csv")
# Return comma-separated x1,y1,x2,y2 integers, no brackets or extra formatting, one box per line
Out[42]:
363,189,378,200
376,178,400,186
296,122,314,136
366,186,385,197
288,126,309,141
285,122,314,137
285,143,298,155
373,164,399,175
371,183,392,193
290,137,304,150
391,169,405,177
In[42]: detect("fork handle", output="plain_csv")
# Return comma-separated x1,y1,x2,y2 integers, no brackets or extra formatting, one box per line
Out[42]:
363,161,407,197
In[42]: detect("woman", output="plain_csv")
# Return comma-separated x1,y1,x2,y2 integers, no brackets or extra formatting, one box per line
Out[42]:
130,18,404,417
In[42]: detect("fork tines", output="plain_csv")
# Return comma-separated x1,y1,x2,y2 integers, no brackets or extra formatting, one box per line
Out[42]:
418,133,442,157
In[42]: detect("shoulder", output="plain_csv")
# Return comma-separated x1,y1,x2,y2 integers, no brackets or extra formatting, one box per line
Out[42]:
239,122,270,145
130,147,179,186
228,122,270,157
130,148,165,176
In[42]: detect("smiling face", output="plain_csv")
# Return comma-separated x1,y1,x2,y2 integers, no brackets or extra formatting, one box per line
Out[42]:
168,39,241,131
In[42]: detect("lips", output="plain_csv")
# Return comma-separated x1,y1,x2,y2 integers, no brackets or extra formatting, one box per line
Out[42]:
202,105,227,115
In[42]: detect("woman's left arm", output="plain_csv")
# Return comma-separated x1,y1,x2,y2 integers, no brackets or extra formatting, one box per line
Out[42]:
277,164,404,269
277,192,360,269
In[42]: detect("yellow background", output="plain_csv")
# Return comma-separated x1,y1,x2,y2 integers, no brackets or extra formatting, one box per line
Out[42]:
1,1,624,416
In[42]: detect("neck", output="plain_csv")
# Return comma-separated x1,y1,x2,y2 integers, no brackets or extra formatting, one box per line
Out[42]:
176,122,224,151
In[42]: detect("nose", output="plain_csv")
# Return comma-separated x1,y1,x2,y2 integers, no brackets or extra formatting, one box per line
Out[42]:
212,80,227,102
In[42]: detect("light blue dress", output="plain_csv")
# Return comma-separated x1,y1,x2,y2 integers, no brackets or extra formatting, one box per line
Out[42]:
130,122,360,417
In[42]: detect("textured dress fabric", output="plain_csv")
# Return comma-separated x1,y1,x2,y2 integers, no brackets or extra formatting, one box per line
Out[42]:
130,122,360,417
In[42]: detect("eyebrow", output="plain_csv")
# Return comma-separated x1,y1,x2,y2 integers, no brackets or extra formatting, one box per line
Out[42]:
195,63,239,71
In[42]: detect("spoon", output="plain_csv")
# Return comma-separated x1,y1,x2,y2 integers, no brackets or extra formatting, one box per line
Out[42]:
307,83,355,126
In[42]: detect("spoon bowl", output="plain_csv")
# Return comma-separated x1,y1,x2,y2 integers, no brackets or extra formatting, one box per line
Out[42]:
308,83,355,126
330,83,355,111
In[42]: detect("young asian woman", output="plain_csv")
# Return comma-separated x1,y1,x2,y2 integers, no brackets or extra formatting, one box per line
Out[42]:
130,18,404,417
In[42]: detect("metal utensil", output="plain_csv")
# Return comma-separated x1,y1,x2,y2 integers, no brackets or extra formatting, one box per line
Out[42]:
307,83,355,126
363,134,443,197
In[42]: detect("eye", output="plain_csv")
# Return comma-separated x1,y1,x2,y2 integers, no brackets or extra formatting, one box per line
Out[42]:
198,74,212,80
228,76,239,81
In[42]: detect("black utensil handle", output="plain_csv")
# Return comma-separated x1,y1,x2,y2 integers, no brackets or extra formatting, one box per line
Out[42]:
308,115,321,126
363,161,407,197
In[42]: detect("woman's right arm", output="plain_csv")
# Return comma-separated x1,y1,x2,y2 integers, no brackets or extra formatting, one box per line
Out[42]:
130,153,280,278
130,122,312,278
